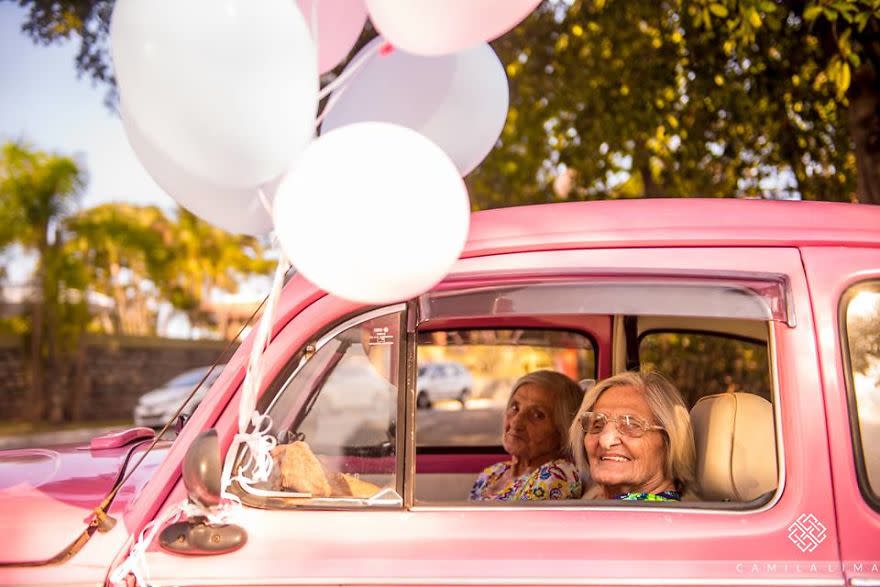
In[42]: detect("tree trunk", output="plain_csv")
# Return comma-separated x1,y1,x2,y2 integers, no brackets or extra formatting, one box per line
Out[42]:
66,342,89,421
636,144,665,198
850,65,880,204
27,298,45,423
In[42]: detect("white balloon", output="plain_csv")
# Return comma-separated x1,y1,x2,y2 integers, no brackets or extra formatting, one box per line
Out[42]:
111,0,318,189
321,38,508,176
121,105,274,236
273,123,470,304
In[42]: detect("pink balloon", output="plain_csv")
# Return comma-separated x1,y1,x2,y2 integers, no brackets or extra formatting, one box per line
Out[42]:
365,0,541,56
297,0,368,73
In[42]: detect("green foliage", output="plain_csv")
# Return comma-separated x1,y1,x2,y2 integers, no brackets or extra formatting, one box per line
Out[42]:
0,140,274,420
0,141,88,422
469,0,878,208
640,331,771,406
6,0,879,206
63,203,272,335
1,140,273,338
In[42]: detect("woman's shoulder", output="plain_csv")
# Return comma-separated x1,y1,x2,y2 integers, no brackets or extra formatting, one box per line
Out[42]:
478,460,511,478
525,458,582,500
537,458,580,478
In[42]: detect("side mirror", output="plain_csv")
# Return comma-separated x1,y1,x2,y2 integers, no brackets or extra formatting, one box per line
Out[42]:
182,429,222,508
159,429,247,555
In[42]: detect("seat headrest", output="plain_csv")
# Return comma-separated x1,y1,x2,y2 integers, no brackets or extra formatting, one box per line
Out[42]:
690,392,778,502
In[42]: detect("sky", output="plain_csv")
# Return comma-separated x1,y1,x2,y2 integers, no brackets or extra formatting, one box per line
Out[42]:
0,3,172,216
0,3,267,331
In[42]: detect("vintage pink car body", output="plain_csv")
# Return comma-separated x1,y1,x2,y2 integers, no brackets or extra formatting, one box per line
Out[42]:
1,198,879,587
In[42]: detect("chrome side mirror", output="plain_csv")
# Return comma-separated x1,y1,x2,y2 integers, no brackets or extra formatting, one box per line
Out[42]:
159,429,246,555
182,429,222,508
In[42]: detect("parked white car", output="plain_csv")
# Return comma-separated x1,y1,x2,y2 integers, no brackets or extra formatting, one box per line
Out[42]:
133,365,225,428
416,361,473,408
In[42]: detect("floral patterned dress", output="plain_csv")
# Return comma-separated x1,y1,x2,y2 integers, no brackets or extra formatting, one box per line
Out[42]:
468,458,582,501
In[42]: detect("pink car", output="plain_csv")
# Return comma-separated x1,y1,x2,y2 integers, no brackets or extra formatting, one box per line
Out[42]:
2,199,879,586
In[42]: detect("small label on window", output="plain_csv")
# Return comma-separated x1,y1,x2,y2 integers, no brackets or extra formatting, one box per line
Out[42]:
368,327,394,346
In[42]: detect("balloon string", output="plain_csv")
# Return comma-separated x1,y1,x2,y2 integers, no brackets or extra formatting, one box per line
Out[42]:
237,250,290,434
315,37,394,128
257,187,272,216
315,41,388,128
317,39,385,101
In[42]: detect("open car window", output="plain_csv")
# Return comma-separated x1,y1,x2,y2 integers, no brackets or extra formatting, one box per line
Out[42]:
416,329,595,448
414,278,780,508
236,306,405,508
639,328,772,406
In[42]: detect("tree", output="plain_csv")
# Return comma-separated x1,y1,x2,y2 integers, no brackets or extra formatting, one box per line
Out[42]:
6,0,879,205
0,141,87,422
64,203,175,335
158,208,274,334
470,0,879,207
65,204,274,337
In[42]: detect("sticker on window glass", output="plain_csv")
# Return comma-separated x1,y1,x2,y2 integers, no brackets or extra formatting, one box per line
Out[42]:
369,327,394,346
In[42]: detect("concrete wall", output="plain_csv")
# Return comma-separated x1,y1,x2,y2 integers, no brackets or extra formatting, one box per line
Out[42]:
0,334,235,422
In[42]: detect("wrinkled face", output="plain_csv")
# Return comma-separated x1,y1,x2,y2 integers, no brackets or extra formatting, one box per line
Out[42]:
502,383,560,465
584,385,670,496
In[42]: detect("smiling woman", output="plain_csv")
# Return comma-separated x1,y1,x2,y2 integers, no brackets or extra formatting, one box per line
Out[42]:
570,371,696,501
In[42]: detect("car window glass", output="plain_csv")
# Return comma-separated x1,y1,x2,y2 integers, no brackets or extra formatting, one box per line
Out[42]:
415,329,595,448
843,284,880,500
413,278,782,506
242,309,403,507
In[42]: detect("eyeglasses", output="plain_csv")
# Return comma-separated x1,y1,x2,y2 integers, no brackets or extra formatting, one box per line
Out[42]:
580,411,665,438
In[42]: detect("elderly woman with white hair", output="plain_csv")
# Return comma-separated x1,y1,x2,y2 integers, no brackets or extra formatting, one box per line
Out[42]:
569,371,696,501
469,370,584,501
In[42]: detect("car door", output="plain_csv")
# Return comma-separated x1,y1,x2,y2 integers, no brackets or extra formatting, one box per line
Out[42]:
133,246,842,587
801,247,880,587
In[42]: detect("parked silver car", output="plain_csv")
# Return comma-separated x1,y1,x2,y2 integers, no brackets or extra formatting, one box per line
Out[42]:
416,361,473,408
133,365,225,428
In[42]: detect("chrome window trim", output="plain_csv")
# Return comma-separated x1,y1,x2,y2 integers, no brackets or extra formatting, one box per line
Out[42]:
262,303,407,416
409,319,784,514
242,302,407,507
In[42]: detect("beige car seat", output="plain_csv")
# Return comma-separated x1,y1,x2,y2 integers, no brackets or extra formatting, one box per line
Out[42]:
690,392,778,501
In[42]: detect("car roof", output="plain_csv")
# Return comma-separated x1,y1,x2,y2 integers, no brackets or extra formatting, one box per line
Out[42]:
463,199,880,258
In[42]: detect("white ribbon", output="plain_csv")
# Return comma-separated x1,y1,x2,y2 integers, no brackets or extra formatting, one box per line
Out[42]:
221,411,278,502
108,498,242,587
236,249,289,433
112,250,289,586
108,501,184,587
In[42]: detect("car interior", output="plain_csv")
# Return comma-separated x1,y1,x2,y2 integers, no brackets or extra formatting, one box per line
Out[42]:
241,277,783,510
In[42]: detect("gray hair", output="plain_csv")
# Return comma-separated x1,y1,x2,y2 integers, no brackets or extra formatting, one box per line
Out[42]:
507,370,584,459
568,371,696,494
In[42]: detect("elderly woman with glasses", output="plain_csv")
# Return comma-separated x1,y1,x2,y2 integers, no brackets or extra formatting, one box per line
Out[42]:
469,370,584,501
569,371,696,501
